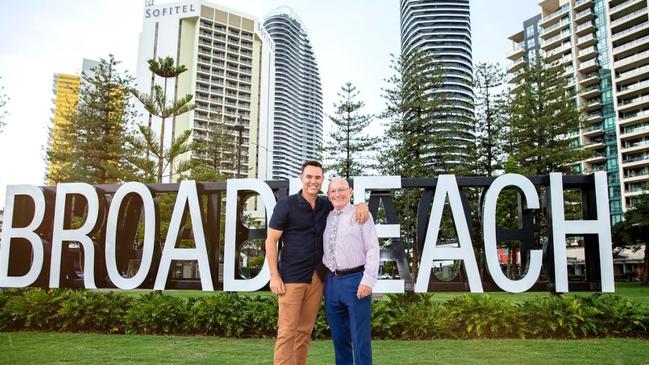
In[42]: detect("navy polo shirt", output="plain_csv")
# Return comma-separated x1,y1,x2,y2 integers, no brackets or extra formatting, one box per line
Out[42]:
269,190,333,284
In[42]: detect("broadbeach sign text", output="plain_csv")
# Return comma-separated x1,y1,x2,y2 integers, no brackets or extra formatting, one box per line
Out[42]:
0,172,614,293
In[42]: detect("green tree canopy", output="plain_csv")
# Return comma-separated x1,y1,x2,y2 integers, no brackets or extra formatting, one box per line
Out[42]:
323,82,374,178
46,55,139,184
506,58,591,175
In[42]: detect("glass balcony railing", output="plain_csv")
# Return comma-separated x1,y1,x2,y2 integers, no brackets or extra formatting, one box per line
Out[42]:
617,64,649,80
610,0,643,14
623,122,649,135
616,50,649,67
612,21,649,40
620,80,649,93
611,8,649,28
620,95,649,107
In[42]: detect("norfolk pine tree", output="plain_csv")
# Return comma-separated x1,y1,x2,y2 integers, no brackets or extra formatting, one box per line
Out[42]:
379,48,450,279
187,115,236,181
0,77,7,133
474,62,509,176
506,58,591,175
612,192,649,285
323,82,374,179
130,56,195,183
46,56,139,184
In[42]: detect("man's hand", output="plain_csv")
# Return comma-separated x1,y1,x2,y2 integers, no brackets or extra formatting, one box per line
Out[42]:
270,275,285,295
353,202,370,224
356,284,372,299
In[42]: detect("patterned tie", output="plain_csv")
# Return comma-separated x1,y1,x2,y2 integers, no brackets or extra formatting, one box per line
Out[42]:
328,209,343,271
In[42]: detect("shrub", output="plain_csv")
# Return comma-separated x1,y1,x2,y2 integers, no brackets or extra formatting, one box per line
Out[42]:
125,292,190,335
447,295,522,338
1,288,648,339
521,295,592,338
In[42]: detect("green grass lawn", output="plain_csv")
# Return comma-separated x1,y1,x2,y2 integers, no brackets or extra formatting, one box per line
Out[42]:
1,332,648,364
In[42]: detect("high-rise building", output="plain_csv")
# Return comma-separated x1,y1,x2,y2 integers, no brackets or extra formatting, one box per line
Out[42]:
136,0,274,181
400,0,475,166
48,59,98,184
507,0,649,222
264,7,323,180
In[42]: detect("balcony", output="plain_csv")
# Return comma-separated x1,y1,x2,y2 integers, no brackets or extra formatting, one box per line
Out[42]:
584,97,602,111
610,0,646,17
618,94,649,113
585,151,607,163
610,8,649,30
507,42,525,60
614,49,649,72
541,31,571,50
614,34,649,58
584,137,605,149
577,45,597,60
540,20,571,39
586,111,603,123
576,21,596,36
546,43,572,61
579,72,600,87
621,122,649,140
575,0,593,11
583,123,604,137
617,64,649,84
575,8,595,23
618,79,649,98
611,21,649,43
581,84,601,98
579,58,599,73
577,33,597,48
540,3,570,27
619,109,649,126
509,57,527,73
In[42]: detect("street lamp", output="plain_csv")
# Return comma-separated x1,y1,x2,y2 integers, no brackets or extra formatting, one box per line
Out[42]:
234,117,245,178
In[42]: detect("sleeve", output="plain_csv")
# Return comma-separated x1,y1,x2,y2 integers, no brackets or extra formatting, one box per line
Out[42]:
268,197,289,231
360,214,380,289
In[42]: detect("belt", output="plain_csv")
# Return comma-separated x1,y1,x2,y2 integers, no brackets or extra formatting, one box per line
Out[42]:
333,265,364,276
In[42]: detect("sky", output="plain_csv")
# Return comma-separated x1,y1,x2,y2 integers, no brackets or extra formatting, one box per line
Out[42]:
0,0,540,207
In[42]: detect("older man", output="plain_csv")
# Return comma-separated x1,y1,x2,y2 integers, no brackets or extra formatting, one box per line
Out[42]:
323,177,379,365
265,161,369,365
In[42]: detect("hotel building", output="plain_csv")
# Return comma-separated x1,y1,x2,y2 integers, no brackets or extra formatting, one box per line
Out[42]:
400,0,476,166
264,8,323,180
135,0,274,181
507,0,649,222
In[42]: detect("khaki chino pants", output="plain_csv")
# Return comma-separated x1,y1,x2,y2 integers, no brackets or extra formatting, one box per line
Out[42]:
274,271,324,365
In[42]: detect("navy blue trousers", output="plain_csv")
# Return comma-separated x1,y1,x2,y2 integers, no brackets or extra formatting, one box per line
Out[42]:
324,271,372,365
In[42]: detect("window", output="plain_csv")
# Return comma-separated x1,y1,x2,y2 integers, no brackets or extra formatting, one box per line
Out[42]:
527,38,536,48
526,24,535,36
528,49,537,62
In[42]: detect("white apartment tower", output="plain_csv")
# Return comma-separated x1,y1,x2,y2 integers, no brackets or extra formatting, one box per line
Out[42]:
507,0,649,223
400,0,476,166
264,8,323,180
136,1,275,181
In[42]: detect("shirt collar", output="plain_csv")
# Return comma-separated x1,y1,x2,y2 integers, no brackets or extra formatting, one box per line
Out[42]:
297,189,319,208
334,202,353,214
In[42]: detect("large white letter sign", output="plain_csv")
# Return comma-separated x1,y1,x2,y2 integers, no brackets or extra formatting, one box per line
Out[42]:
483,174,542,292
416,175,483,292
154,181,213,291
105,182,155,290
354,176,404,293
0,185,46,287
224,179,276,291
550,172,614,292
50,183,99,289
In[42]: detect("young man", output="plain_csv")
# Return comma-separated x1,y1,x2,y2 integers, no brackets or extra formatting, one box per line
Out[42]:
323,177,379,365
265,161,368,365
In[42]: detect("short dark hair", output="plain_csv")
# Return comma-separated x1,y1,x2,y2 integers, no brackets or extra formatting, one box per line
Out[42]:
301,160,324,174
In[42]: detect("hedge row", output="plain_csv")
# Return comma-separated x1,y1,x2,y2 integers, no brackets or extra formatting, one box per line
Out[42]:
1,289,648,339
